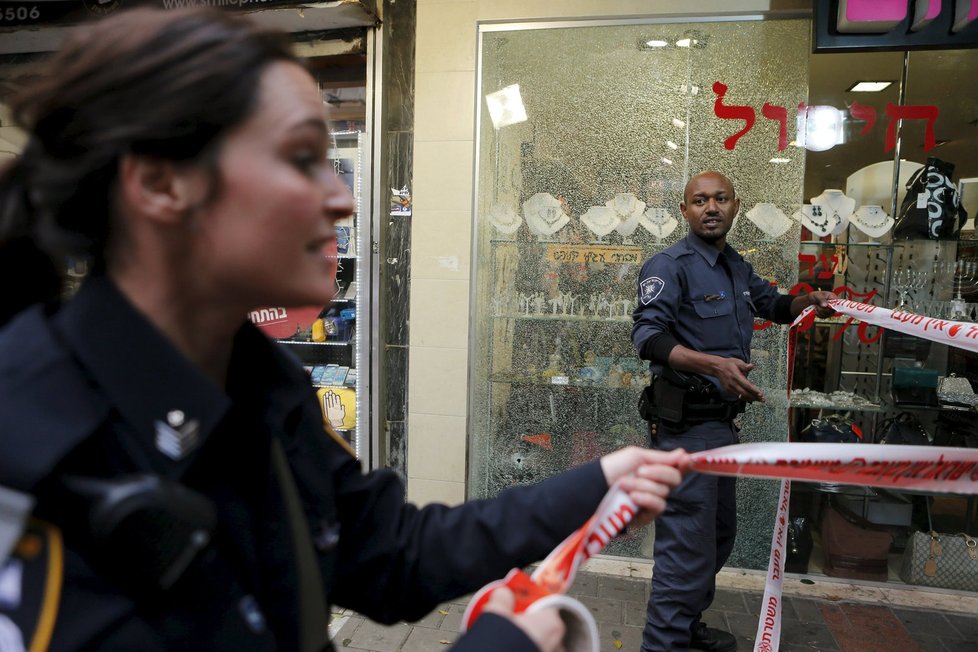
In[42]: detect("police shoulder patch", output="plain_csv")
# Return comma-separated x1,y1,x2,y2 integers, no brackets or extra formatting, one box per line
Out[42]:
640,276,666,305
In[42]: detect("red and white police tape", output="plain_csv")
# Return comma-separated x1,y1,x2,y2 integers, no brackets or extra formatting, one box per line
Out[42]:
463,299,978,651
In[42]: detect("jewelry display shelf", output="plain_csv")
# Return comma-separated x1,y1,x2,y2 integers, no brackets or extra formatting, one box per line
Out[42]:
492,313,631,323
281,339,356,347
489,372,646,390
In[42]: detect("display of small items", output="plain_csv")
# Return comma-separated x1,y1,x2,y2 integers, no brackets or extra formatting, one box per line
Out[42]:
310,307,356,342
306,364,358,388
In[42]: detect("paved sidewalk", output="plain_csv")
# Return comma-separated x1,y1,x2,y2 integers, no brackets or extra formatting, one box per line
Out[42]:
330,569,978,651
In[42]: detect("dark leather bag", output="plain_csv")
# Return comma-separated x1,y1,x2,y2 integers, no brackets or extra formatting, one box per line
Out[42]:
820,503,893,582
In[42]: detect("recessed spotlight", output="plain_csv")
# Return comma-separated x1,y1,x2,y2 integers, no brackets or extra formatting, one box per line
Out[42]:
671,118,686,129
847,81,894,92
661,157,674,166
666,140,679,150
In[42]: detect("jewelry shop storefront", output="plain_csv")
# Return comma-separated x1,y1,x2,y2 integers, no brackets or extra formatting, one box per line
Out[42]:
407,0,978,594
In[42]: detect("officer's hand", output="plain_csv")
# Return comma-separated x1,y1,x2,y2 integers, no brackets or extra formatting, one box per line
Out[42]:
809,290,839,319
482,587,565,652
600,447,691,527
711,357,764,402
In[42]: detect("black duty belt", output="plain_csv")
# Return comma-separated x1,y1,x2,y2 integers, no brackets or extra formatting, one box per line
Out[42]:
682,399,746,423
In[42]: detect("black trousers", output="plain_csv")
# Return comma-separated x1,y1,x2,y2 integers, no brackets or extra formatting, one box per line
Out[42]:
642,419,738,652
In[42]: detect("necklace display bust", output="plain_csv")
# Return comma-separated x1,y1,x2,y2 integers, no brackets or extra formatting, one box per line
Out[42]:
811,189,855,236
639,206,678,240
799,204,838,237
850,205,894,238
745,203,793,239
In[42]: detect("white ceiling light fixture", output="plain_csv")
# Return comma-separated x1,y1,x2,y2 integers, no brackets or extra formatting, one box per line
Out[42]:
671,118,686,129
666,140,679,150
644,39,668,48
769,158,792,164
846,81,894,92
796,105,845,152
676,38,694,47
661,157,674,166
485,84,528,129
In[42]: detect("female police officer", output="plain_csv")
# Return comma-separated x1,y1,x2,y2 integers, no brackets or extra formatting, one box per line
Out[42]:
0,8,690,651
632,171,836,652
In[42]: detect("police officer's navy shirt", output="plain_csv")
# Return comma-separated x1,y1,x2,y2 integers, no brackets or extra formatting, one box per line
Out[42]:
631,233,794,393
0,275,612,651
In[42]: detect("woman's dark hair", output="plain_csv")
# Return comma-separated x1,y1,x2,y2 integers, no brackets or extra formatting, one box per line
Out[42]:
0,7,299,325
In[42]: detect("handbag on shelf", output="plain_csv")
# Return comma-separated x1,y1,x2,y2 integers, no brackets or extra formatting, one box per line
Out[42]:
877,412,931,446
891,367,939,407
934,411,978,448
893,156,966,240
937,374,978,408
820,502,894,582
899,530,978,591
800,415,863,444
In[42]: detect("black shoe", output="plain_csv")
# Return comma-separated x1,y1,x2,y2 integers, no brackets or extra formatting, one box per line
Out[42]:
689,621,737,652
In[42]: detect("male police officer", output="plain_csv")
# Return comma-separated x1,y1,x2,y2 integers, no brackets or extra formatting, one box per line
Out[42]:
632,171,836,652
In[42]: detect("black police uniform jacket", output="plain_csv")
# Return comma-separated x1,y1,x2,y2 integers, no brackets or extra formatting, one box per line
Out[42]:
0,276,611,651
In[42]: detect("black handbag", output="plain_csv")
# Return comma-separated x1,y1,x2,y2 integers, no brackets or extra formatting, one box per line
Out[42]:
877,412,930,446
800,415,863,444
894,157,967,240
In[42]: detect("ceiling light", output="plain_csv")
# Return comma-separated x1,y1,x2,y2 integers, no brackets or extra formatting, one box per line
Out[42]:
666,140,679,150
644,39,668,48
769,157,791,164
661,157,674,166
676,38,693,47
671,118,685,129
847,81,894,92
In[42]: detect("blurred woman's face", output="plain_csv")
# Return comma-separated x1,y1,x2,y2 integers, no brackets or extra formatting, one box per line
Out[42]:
191,61,353,311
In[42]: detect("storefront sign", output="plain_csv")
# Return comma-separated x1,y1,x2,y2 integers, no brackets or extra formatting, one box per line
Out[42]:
545,243,642,265
713,81,939,153
0,0,367,28
814,0,978,52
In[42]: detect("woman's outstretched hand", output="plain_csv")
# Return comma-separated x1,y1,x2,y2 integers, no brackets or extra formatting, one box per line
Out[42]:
599,446,691,528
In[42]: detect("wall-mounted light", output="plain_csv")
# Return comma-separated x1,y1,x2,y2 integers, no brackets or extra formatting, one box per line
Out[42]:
846,81,894,92
485,84,528,128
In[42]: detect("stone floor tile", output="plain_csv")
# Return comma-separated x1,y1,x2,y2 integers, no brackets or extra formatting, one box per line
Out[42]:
597,623,644,652
785,596,826,624
439,603,466,633
400,625,458,651
577,595,624,626
411,606,446,630
598,575,648,602
820,603,916,652
779,619,841,650
567,570,600,598
623,598,647,627
344,620,411,652
333,615,365,646
890,608,953,639
912,634,951,652
944,612,978,639
710,588,749,614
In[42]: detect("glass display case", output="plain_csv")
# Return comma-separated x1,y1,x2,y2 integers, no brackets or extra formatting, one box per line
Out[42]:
470,17,811,564
249,131,372,460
